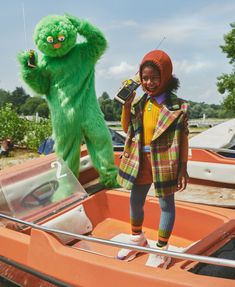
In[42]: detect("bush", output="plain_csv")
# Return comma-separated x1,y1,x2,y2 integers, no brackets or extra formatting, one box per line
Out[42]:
23,118,52,150
0,103,26,143
0,103,52,150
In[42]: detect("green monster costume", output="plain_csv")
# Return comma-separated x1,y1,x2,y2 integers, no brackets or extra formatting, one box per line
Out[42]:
18,14,118,188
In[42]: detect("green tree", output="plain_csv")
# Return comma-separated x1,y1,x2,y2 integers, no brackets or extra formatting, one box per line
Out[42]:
188,101,226,119
189,102,204,119
8,87,29,112
217,22,235,116
0,89,11,107
36,102,50,118
98,92,109,104
98,92,122,121
20,97,48,117
112,100,122,121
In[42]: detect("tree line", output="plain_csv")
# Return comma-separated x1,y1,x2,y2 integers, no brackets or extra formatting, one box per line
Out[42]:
98,94,234,120
0,85,231,151
0,87,233,121
0,87,50,118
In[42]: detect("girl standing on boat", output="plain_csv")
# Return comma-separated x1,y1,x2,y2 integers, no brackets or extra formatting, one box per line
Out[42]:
117,50,189,267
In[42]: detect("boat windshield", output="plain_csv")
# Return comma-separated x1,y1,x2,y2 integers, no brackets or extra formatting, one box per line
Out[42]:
0,157,88,222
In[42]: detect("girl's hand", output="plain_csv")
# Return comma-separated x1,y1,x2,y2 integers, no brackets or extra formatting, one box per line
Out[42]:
177,163,189,192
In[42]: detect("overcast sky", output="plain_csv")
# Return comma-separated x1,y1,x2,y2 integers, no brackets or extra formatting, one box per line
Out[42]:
0,0,234,104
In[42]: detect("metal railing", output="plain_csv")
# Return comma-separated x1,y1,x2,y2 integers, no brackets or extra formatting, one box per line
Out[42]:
1,213,235,268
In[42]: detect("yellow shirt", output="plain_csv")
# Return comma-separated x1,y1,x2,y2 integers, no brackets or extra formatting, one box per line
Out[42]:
143,99,161,146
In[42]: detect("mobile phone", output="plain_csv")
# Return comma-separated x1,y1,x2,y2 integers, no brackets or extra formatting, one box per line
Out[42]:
28,50,36,68
114,74,141,105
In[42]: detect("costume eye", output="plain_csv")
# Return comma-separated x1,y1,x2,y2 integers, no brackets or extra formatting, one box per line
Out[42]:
58,35,65,42
47,36,54,43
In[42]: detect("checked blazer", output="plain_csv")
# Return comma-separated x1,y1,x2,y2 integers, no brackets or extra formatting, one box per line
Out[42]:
117,93,189,197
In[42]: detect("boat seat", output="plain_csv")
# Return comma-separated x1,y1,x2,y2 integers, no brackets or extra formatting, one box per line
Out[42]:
42,204,93,244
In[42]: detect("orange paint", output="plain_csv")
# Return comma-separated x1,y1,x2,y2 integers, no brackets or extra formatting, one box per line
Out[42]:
0,151,235,286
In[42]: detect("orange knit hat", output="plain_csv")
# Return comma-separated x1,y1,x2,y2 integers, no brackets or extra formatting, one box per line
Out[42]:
140,50,173,96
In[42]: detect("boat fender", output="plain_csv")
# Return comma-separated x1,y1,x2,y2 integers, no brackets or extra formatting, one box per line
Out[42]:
42,204,92,244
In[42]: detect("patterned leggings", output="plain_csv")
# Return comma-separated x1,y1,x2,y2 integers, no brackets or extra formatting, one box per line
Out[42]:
130,183,175,244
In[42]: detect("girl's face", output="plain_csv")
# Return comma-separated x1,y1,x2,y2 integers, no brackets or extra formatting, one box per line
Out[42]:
141,66,161,94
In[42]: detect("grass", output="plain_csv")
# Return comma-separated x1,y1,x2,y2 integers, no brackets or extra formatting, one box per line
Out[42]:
0,148,40,170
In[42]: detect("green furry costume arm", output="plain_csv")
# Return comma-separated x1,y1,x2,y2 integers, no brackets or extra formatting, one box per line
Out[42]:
17,51,50,95
65,14,107,62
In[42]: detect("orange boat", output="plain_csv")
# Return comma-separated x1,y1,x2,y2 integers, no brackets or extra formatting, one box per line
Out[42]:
0,153,235,287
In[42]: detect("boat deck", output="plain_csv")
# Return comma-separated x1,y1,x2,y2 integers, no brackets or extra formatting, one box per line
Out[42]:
73,217,193,262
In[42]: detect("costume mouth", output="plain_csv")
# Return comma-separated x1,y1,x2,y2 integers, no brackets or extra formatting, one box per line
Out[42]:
53,43,61,49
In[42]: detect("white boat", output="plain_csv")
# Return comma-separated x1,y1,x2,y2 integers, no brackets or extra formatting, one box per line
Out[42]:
188,119,235,186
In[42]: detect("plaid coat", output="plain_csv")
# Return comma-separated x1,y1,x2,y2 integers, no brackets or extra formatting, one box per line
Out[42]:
117,93,189,197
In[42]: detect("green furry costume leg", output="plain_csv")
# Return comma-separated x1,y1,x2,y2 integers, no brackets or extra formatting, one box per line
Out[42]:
17,14,118,192
84,120,118,187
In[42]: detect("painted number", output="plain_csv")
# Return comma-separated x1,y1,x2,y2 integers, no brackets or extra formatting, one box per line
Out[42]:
51,161,67,179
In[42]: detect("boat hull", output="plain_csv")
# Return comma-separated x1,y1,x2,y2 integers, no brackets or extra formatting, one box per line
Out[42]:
0,151,235,286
